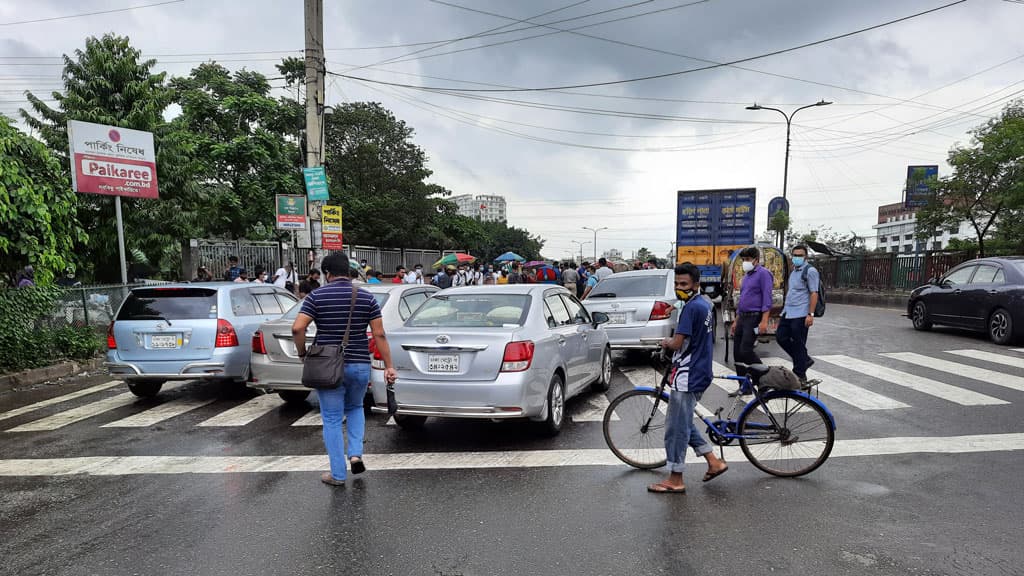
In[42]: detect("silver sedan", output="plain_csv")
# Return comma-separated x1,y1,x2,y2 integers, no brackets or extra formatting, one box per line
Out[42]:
369,285,612,435
581,269,680,350
248,283,439,403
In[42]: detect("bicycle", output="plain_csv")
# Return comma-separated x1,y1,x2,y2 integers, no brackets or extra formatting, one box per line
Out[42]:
603,352,836,477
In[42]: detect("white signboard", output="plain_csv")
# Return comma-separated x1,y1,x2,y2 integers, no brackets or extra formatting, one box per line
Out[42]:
67,120,158,198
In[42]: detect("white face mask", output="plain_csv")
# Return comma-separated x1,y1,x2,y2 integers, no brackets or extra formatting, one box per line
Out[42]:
741,261,755,273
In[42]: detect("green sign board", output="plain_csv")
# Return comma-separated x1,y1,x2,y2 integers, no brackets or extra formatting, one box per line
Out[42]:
303,166,329,201
276,194,307,230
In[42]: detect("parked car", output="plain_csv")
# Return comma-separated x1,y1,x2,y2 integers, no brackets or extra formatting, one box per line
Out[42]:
106,283,298,397
369,285,612,435
580,269,680,350
249,283,440,403
908,256,1024,344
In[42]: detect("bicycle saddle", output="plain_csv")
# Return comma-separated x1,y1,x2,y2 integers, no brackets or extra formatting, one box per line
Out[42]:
735,362,771,378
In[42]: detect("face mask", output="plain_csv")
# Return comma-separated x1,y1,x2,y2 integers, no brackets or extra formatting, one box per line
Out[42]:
675,288,694,301
742,261,755,273
792,256,805,267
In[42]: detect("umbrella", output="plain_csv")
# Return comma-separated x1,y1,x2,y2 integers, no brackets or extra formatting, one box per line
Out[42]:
523,260,548,268
494,251,526,263
433,252,476,268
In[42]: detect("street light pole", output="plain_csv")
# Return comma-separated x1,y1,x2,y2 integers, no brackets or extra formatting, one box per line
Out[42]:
571,240,591,264
746,100,832,248
582,226,608,262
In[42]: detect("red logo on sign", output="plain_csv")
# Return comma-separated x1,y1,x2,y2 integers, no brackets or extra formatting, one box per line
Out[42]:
108,129,121,142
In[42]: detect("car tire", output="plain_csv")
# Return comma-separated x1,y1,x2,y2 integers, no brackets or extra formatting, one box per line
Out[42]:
127,380,163,398
394,414,427,429
278,390,310,404
911,300,933,331
591,347,612,392
988,308,1014,345
540,373,565,436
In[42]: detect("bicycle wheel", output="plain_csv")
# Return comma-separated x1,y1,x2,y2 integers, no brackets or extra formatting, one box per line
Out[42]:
738,391,834,477
603,389,668,469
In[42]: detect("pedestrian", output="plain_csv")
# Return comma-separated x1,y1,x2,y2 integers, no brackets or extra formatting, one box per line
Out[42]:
192,266,212,282
561,262,579,294
234,268,249,283
647,257,660,270
307,268,322,290
471,263,484,286
253,265,269,284
506,264,524,284
57,266,82,287
367,270,382,284
648,263,728,494
730,246,774,375
291,253,397,487
360,259,371,275
405,264,424,285
497,269,509,284
432,266,452,289
581,264,601,299
576,262,589,296
595,257,614,281
274,262,299,292
776,245,819,385
393,266,406,284
223,256,242,281
16,266,35,288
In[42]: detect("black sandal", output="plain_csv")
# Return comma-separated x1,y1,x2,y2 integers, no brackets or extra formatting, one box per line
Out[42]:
350,458,366,475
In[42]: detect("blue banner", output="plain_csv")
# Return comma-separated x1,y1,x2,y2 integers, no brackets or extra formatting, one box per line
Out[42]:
905,165,938,208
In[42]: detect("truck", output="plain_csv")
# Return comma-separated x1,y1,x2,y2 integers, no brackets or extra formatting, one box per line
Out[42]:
675,188,756,300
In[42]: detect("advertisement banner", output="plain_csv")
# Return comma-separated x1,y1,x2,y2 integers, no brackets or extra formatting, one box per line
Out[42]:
767,196,789,225
276,195,307,230
321,204,343,249
303,166,330,202
67,120,158,198
905,165,938,208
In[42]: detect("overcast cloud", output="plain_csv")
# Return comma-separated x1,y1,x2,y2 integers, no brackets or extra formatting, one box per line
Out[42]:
2,0,1023,260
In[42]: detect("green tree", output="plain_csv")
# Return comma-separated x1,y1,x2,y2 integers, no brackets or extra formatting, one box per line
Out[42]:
0,116,86,283
635,247,652,263
916,100,1024,257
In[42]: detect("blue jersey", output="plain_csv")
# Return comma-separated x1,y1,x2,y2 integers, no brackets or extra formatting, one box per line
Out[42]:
670,296,714,393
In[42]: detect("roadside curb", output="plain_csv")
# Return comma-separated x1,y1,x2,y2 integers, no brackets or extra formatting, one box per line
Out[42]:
0,357,105,393
829,289,908,310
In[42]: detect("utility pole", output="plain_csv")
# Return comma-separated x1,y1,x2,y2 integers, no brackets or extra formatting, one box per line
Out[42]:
582,227,608,262
304,0,325,259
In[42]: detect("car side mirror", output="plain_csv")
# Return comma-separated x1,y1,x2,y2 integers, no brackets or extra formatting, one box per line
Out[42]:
927,277,938,285
591,311,610,326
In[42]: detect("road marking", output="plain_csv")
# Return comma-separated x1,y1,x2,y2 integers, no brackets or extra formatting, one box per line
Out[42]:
1011,348,1024,354
818,355,1009,406
621,366,712,416
2,432,1023,476
292,409,323,426
882,352,1024,393
761,357,909,410
197,395,284,427
947,349,1024,371
0,381,121,423
6,393,139,432
101,398,216,428
570,393,612,422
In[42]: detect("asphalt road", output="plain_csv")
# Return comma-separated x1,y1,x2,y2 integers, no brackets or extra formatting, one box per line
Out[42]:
1,304,1022,576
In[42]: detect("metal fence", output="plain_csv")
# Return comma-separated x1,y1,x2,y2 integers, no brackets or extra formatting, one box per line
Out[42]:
815,251,975,291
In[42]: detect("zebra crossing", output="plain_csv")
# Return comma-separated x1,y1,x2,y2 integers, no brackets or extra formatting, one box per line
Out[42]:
2,347,1023,434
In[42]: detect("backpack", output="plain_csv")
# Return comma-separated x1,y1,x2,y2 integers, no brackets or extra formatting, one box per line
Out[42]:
802,265,826,317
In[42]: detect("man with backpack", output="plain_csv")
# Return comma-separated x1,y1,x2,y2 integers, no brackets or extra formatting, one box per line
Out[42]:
777,244,822,386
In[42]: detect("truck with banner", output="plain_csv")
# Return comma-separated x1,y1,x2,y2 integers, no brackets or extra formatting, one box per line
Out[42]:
676,188,756,299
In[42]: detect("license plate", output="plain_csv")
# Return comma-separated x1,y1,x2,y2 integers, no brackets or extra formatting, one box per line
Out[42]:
428,354,459,372
150,334,180,349
608,312,627,324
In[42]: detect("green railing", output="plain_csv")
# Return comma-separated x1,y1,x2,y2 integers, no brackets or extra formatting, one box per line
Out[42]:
815,251,975,291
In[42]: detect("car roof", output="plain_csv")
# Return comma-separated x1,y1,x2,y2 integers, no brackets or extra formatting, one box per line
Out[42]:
130,282,284,292
597,269,671,277
436,284,564,295
362,283,437,294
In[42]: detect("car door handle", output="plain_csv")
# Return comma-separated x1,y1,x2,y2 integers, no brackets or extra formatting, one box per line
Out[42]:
953,289,962,295
988,290,998,295
581,333,588,340
557,336,566,345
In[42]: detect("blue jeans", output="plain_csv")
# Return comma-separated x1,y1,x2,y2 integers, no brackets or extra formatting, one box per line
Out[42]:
317,362,371,481
776,317,810,378
664,390,713,474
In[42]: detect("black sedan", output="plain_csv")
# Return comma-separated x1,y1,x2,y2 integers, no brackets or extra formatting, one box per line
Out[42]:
908,256,1024,344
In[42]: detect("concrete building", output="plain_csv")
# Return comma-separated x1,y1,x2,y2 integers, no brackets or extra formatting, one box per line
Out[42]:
601,248,623,260
872,202,974,253
451,194,507,222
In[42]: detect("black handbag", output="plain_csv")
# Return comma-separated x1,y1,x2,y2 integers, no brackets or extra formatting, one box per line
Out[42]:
301,286,357,390
386,383,398,415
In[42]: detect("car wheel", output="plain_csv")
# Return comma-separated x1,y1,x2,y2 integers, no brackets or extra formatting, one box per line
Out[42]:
911,300,933,331
540,373,565,436
127,380,163,398
591,347,612,392
394,414,427,429
278,390,310,404
988,308,1014,345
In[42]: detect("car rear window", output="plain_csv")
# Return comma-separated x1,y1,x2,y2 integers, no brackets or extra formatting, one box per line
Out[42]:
588,275,668,298
117,288,218,321
281,292,389,320
408,294,531,327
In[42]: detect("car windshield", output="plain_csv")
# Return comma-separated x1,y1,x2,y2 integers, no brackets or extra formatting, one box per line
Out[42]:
407,294,531,327
588,275,668,298
281,292,389,320
117,288,218,321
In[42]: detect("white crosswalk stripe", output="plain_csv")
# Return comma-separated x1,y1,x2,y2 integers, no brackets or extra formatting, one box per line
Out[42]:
7,393,140,432
102,398,215,428
881,352,1024,393
197,394,284,427
0,381,121,423
291,409,323,426
760,357,910,410
620,366,714,416
818,355,1008,406
1011,349,1024,354
946,349,1024,371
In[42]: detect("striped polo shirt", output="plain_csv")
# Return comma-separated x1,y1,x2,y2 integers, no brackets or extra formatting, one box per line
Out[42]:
299,279,382,364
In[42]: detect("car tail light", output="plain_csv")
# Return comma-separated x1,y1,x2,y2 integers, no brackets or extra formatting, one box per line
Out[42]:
107,322,117,349
251,331,267,355
501,341,535,372
367,331,384,370
650,301,674,321
215,319,239,348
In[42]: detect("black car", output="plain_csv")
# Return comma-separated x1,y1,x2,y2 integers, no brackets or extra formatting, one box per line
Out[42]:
908,256,1024,344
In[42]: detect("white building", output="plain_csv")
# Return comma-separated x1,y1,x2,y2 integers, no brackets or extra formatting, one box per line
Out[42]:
872,201,973,253
451,194,507,222
602,248,623,260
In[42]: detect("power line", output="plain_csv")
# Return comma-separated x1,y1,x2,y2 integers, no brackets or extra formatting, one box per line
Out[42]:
0,0,184,26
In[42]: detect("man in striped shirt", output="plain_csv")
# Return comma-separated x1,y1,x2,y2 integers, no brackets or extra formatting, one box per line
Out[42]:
292,253,397,486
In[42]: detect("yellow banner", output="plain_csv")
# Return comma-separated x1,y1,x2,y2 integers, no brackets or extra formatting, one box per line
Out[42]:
322,204,343,233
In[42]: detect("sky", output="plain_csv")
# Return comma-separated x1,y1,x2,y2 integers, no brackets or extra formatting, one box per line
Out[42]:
2,0,1024,261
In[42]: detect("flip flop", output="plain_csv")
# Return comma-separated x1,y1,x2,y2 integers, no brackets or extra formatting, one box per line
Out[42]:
703,466,729,483
320,472,345,486
350,458,366,475
647,482,686,494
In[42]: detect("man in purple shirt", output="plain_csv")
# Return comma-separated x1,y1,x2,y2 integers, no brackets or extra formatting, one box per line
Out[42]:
731,246,774,373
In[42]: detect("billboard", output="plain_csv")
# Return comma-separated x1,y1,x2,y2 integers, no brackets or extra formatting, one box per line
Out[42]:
321,204,343,249
67,120,158,198
905,165,938,208
276,195,307,230
767,196,789,226
303,166,329,202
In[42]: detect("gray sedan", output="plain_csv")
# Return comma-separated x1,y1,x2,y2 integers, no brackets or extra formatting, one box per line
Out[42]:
581,269,680,350
369,285,612,435
248,283,439,403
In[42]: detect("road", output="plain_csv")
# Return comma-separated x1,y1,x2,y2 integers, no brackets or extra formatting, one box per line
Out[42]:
1,303,1022,576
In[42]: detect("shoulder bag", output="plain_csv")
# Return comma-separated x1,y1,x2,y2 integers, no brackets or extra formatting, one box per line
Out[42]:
301,286,357,390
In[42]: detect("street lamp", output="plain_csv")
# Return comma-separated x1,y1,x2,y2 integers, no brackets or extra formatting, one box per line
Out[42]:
746,99,832,247
571,240,591,264
582,226,608,262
